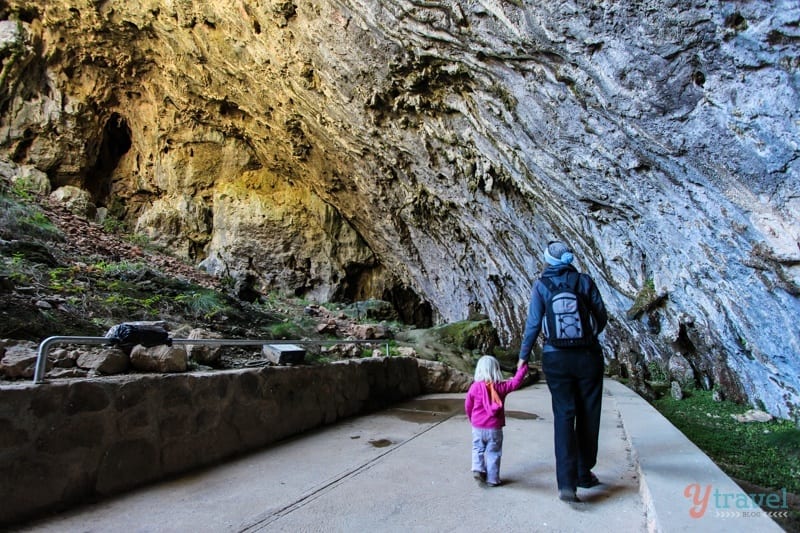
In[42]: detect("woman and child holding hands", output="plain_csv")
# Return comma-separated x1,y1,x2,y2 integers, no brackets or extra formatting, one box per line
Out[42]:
465,240,608,503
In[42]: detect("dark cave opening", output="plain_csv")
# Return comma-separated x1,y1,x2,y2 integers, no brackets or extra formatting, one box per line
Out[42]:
330,263,433,328
674,322,697,354
381,285,433,328
86,113,132,205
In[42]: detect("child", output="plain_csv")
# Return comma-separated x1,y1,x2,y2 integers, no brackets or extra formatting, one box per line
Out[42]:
465,355,528,487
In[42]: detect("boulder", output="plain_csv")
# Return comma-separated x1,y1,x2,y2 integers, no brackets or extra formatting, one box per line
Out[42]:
345,323,390,340
315,321,337,335
49,185,96,219
130,344,188,373
47,368,89,379
396,346,417,357
670,380,684,400
668,353,696,388
50,348,76,368
13,165,51,195
321,343,363,359
416,359,472,393
186,328,223,366
732,409,774,423
76,348,129,375
0,340,42,379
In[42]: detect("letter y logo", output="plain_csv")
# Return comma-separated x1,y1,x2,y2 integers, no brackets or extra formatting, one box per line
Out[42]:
683,483,712,518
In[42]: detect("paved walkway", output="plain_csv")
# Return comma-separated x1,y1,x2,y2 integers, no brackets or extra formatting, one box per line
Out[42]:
15,379,783,532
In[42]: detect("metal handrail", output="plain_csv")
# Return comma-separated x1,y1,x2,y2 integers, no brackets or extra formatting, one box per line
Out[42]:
33,336,391,384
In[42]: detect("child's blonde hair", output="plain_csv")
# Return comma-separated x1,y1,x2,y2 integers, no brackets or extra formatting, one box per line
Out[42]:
474,355,504,383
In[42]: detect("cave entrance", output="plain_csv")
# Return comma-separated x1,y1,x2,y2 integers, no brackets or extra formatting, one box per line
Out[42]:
382,285,433,328
86,112,132,205
331,263,433,328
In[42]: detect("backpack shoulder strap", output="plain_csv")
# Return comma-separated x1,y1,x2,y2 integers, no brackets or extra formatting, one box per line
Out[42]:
541,272,579,292
540,276,558,292
568,272,583,292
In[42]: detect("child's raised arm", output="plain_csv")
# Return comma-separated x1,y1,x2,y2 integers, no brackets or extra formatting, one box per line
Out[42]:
496,364,528,396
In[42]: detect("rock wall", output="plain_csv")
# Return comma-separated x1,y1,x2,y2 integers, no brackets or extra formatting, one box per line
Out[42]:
0,357,447,526
0,1,798,417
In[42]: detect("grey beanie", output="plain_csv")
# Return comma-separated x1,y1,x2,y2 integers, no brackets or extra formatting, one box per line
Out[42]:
544,241,574,266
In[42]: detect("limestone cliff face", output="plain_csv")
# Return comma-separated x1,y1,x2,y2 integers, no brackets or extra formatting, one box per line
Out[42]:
1,1,798,418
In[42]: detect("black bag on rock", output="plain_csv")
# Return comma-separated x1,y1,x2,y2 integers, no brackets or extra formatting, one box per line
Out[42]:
110,323,172,348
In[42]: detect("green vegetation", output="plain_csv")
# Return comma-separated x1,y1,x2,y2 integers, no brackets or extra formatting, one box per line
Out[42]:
126,232,151,248
431,319,496,351
92,259,148,277
646,360,668,383
359,347,373,358
264,320,307,339
383,339,400,357
48,266,86,294
22,210,56,233
360,339,398,358
175,289,226,319
652,390,800,494
0,194,61,242
101,216,128,234
4,253,31,284
101,293,163,319
0,241,252,338
626,278,659,319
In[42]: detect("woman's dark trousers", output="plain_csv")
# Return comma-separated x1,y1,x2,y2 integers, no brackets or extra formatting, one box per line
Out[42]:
542,349,604,492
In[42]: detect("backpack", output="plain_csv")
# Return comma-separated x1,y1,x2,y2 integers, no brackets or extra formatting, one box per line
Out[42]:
109,323,172,348
540,273,595,348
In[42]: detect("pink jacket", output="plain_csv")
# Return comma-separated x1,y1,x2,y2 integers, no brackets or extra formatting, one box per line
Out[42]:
464,365,527,429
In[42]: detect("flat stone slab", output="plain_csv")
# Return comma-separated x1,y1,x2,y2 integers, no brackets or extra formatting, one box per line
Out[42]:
262,344,306,365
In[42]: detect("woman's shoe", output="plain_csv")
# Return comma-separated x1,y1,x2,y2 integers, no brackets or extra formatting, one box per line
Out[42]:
558,489,580,502
577,472,600,488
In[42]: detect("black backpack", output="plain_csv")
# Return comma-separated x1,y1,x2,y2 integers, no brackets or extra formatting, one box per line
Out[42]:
540,273,595,348
109,323,172,348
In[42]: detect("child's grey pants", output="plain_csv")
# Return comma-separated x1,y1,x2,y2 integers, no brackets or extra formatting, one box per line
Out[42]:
471,427,503,484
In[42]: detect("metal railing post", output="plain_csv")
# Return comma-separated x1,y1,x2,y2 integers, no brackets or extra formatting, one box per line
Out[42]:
34,336,114,384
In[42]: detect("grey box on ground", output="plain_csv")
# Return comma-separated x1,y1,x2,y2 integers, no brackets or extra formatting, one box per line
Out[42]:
262,344,306,364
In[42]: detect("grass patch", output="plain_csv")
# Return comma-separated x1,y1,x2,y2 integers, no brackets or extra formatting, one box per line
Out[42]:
647,359,668,382
0,195,62,241
264,320,307,339
3,253,32,284
430,319,497,352
175,289,228,319
48,266,89,294
652,390,800,494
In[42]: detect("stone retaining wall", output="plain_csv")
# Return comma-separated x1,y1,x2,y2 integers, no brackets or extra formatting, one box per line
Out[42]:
0,357,436,525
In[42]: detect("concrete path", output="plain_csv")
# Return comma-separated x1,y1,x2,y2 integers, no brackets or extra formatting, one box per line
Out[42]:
14,379,783,532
